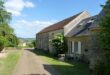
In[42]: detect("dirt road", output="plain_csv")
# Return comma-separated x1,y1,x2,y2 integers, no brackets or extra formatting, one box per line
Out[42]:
12,49,60,75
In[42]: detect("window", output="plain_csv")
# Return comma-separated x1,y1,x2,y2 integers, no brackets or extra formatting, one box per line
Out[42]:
74,41,78,53
68,41,72,53
71,41,82,54
70,41,73,53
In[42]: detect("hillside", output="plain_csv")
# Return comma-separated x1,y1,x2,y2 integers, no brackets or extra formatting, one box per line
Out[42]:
19,38,35,43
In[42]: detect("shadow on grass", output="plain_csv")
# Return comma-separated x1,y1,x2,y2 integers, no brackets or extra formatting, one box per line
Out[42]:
27,49,92,75
43,64,91,75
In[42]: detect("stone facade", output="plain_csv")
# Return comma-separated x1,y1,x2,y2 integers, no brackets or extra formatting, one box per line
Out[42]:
36,32,49,51
36,11,90,53
48,29,64,53
36,29,64,53
66,10,105,69
36,10,103,69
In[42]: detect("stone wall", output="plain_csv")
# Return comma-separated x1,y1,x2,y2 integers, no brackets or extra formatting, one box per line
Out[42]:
66,29,101,69
36,29,64,53
48,29,64,54
36,32,49,51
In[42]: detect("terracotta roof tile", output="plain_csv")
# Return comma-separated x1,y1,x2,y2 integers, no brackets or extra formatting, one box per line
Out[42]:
38,12,82,34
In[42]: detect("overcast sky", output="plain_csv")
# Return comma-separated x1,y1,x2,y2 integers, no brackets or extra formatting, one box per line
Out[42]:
5,0,106,38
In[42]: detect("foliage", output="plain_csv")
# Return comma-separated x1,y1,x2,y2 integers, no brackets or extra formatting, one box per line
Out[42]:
27,43,33,48
0,23,14,36
50,33,67,55
33,49,91,75
0,36,7,46
0,0,18,48
0,36,8,52
0,0,11,24
6,34,19,47
95,60,110,75
32,40,36,48
26,40,36,48
95,0,110,75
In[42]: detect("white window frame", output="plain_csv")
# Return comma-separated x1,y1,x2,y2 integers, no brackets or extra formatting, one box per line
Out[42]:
72,41,74,53
78,41,81,54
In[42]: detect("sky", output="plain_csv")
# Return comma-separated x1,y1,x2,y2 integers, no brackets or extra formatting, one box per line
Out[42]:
4,0,106,38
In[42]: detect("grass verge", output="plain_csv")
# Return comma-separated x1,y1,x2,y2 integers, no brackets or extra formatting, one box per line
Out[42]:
0,50,22,75
33,50,91,75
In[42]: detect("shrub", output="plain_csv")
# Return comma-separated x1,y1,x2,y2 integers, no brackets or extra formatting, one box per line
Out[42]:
95,60,110,75
0,36,7,52
50,33,67,56
95,0,110,75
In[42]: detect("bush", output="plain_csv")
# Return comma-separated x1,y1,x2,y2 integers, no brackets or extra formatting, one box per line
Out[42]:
95,61,105,75
50,33,67,56
95,0,110,75
95,60,110,75
0,36,7,52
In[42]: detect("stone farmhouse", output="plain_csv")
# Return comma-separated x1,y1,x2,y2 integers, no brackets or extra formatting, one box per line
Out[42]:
36,10,105,69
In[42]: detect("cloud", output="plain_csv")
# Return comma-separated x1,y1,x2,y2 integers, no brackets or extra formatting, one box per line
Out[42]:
11,20,56,38
5,0,35,16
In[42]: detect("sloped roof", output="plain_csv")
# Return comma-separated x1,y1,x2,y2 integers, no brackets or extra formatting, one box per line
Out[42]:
72,16,97,37
38,12,83,34
90,10,105,29
74,22,92,36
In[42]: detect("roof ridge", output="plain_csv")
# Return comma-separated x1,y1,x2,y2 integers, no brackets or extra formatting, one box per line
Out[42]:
37,11,84,34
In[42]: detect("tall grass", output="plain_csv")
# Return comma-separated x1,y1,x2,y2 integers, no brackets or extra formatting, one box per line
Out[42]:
0,50,22,75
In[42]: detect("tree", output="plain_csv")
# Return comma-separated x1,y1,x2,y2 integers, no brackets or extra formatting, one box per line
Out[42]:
50,33,67,56
32,40,36,48
0,0,11,24
0,36,7,52
0,0,18,50
6,34,19,47
99,0,110,61
0,23,14,36
95,0,110,75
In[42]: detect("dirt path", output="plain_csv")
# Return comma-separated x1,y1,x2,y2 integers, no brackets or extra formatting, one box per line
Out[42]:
12,49,60,75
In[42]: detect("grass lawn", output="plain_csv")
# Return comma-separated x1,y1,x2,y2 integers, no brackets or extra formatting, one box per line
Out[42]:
0,50,22,75
33,50,92,75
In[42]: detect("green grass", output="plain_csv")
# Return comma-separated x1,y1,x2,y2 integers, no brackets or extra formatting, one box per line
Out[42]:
0,50,22,75
33,50,91,75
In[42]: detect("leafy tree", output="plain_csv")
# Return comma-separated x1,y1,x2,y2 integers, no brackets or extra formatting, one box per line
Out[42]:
0,23,14,36
6,34,19,47
32,40,36,48
0,0,11,24
0,0,18,50
26,40,36,48
0,36,8,52
50,33,67,56
95,0,110,75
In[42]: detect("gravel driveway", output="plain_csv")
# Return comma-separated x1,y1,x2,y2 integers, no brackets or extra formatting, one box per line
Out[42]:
12,49,60,75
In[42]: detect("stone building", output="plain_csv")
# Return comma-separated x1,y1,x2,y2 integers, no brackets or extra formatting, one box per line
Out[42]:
36,10,105,69
36,11,90,54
